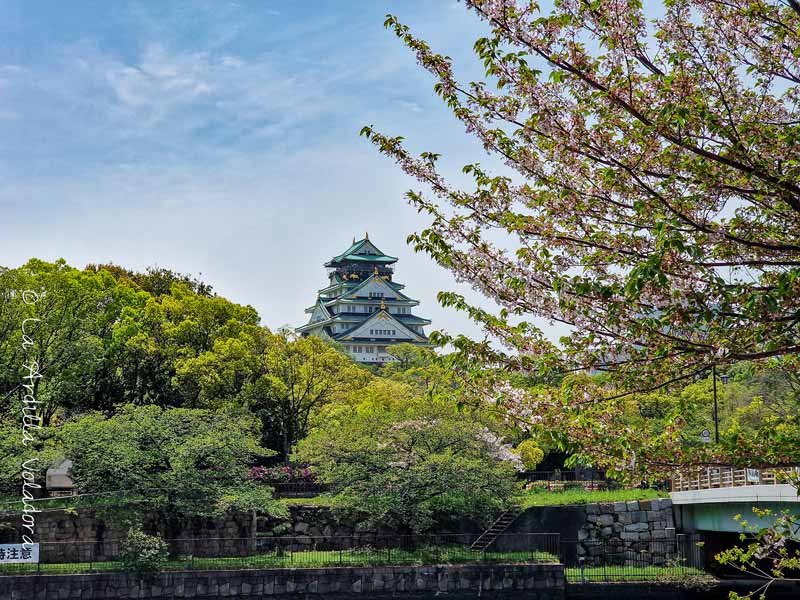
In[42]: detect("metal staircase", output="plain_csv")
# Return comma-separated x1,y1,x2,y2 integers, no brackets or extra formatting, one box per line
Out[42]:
469,506,521,551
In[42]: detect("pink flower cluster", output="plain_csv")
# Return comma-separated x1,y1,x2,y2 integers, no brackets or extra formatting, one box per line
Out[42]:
249,465,316,483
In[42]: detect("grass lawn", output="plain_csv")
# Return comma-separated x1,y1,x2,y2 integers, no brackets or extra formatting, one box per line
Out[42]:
565,565,710,583
282,495,335,507
1,551,713,584
517,487,663,508
0,546,558,575
286,489,665,510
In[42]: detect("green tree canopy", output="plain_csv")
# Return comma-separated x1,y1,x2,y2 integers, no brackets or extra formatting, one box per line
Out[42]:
0,259,144,424
295,396,519,533
241,334,371,457
58,405,287,531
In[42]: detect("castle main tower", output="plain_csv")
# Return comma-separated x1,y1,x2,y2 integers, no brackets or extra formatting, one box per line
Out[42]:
296,235,431,364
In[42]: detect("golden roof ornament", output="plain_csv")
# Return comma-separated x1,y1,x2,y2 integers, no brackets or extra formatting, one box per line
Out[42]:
373,266,379,275
380,299,386,311
365,231,369,240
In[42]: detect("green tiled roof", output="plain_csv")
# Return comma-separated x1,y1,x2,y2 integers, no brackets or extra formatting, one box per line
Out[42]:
327,238,397,265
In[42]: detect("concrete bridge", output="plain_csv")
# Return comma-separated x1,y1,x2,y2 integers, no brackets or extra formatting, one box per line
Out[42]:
671,467,800,533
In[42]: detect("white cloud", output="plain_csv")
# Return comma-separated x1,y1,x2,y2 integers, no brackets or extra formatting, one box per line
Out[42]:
0,2,572,345
397,100,424,113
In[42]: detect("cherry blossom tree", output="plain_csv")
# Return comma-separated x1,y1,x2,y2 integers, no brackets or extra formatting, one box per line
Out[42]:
362,0,800,474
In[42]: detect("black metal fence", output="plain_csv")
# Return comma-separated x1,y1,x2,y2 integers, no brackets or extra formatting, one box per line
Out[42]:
560,535,705,582
0,532,709,582
0,533,560,574
523,470,615,491
266,482,330,497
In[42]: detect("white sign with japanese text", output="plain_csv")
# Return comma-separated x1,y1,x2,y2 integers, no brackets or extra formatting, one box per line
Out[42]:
0,543,39,564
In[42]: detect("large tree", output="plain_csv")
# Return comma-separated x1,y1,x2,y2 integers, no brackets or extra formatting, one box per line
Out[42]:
59,405,287,533
113,281,264,407
295,395,520,532
0,260,266,421
0,259,143,424
242,334,370,457
363,1,800,472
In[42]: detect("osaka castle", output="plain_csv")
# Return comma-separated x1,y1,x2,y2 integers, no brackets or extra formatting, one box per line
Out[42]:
296,235,431,364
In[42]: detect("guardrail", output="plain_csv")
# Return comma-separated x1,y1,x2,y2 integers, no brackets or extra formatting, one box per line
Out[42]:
671,467,800,492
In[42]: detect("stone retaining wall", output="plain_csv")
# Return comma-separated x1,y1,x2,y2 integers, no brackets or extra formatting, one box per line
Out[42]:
0,498,677,562
508,498,679,566
580,498,675,546
0,505,383,559
0,563,565,600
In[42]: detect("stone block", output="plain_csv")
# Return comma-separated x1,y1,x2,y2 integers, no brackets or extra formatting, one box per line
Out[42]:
599,503,615,514
586,503,600,515
613,501,628,512
626,500,640,511
617,512,633,525
625,522,650,532
608,537,624,546
651,529,668,540
597,514,614,526
588,545,604,556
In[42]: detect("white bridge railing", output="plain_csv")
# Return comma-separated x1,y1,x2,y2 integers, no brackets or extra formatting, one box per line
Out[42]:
671,467,800,493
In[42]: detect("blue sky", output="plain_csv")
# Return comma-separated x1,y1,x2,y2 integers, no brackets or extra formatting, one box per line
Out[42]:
0,1,539,340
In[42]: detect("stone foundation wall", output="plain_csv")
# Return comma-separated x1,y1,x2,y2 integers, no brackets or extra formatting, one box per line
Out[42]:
579,498,675,546
0,498,678,563
0,563,565,600
577,498,677,565
0,505,368,545
507,497,679,567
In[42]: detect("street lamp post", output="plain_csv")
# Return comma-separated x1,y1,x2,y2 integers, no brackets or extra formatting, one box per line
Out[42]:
711,366,730,444
712,365,720,444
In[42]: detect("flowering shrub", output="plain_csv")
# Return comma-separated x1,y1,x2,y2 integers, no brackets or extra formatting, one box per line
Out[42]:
249,465,316,483
515,440,544,471
119,528,168,573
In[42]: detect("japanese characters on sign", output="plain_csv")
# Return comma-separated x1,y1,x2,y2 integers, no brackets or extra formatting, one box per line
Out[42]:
0,543,39,564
